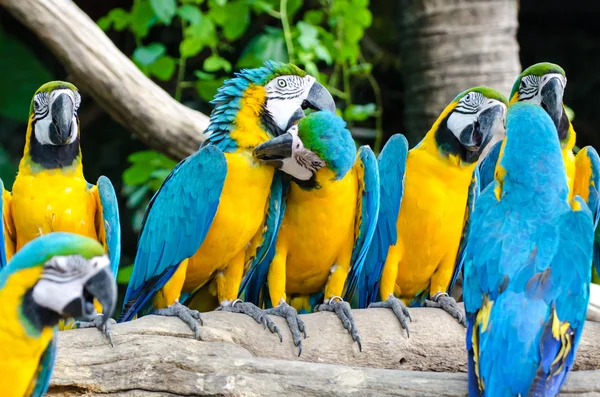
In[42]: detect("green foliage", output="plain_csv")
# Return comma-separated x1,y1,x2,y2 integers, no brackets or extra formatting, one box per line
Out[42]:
100,0,380,228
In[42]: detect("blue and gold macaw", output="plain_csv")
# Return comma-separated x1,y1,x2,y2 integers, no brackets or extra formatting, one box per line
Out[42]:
0,81,120,341
0,232,116,397
479,63,600,276
120,62,336,339
464,102,593,397
241,111,379,354
349,87,508,333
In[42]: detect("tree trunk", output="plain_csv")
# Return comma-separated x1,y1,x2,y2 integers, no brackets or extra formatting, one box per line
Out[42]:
399,0,521,144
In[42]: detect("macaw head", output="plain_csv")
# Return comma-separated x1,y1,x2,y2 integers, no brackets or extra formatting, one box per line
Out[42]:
0,232,117,329
205,61,336,150
432,87,508,164
253,111,355,184
25,81,81,169
510,62,569,141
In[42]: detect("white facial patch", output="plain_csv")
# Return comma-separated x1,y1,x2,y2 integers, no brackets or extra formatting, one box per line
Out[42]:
447,111,478,140
265,75,316,131
33,88,80,146
31,254,109,316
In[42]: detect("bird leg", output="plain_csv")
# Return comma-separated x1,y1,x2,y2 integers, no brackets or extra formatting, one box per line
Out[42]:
424,292,467,327
154,301,203,339
368,294,412,337
218,299,282,342
265,299,307,356
316,296,362,351
72,314,117,347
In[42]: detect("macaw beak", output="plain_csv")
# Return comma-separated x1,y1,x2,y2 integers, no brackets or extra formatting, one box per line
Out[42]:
303,81,336,114
460,104,506,163
64,266,117,325
540,77,565,130
253,132,294,166
50,93,74,145
285,108,306,132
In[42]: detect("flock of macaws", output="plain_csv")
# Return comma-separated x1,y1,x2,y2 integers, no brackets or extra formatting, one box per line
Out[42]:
0,60,597,397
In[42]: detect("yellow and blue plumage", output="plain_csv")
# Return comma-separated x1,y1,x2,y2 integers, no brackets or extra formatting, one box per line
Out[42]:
121,61,336,339
0,81,120,340
464,102,593,396
0,232,116,397
241,111,379,354
352,87,508,333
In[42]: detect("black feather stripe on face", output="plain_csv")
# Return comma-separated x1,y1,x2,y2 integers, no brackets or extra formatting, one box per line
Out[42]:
21,289,61,331
29,118,80,169
435,115,477,163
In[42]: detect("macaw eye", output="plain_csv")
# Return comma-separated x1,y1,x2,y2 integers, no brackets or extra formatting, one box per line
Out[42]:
33,93,49,116
277,79,287,88
520,79,527,88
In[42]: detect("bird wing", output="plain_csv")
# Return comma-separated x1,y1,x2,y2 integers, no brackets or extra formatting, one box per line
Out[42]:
0,179,15,268
91,176,121,278
478,140,502,192
239,171,288,307
29,330,57,397
121,145,227,321
347,134,408,308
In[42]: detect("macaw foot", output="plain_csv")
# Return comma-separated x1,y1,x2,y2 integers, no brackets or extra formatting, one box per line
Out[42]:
265,300,307,356
154,301,203,339
316,297,362,351
218,299,282,342
424,292,467,327
368,294,412,337
72,314,117,347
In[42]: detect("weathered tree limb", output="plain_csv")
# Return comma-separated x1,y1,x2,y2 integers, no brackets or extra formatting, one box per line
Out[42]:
49,308,600,396
0,0,208,160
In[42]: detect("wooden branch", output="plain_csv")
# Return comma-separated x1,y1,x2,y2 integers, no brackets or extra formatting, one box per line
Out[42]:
0,0,209,160
49,308,600,395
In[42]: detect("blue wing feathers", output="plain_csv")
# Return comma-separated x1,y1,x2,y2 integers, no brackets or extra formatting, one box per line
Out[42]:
96,176,121,278
31,330,57,397
0,178,7,269
478,140,501,192
120,146,227,321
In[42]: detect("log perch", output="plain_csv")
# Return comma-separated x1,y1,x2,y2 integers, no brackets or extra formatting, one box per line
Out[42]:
49,308,600,396
0,0,208,160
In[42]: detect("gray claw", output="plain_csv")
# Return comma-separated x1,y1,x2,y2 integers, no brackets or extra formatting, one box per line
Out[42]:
424,293,467,327
265,301,307,356
155,301,203,339
73,315,117,347
369,295,412,337
316,298,362,351
219,301,282,342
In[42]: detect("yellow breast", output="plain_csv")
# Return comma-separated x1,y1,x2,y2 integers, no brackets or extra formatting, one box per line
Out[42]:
183,151,274,291
11,167,97,251
0,267,55,397
279,168,358,294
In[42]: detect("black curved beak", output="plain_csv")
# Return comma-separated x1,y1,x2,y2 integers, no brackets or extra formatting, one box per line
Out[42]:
254,132,294,167
50,93,74,145
541,77,565,131
459,104,505,163
303,81,336,114
63,266,117,325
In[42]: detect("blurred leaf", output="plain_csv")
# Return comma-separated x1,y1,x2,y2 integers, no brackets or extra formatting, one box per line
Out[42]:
177,5,202,25
213,0,227,6
286,0,303,19
117,264,134,284
249,0,275,14
204,55,232,72
179,0,204,4
126,184,150,208
194,70,216,80
304,10,324,25
237,27,287,68
593,264,600,285
186,14,217,46
222,2,250,40
196,77,227,102
180,38,204,58
354,8,372,28
98,8,130,31
348,63,372,75
565,104,575,122
150,0,177,24
314,43,331,64
150,55,177,80
297,21,318,50
0,26,53,121
130,0,157,38
123,164,154,186
344,103,377,121
133,43,166,66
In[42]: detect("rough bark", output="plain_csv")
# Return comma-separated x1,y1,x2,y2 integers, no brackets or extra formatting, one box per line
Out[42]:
49,308,600,396
0,0,209,160
399,0,521,144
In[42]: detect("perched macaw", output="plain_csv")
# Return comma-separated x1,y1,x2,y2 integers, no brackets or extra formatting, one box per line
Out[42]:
120,61,336,339
464,102,593,396
241,111,379,354
479,63,600,276
350,87,508,332
0,232,117,397
0,81,120,341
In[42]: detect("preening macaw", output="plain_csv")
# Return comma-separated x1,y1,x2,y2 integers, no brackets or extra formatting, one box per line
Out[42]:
350,87,508,332
479,63,600,276
0,81,120,341
120,61,336,339
464,102,593,397
0,232,116,397
241,111,379,354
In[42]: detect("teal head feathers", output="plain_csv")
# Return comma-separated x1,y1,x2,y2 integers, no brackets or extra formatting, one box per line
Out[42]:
204,61,336,152
253,111,356,183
